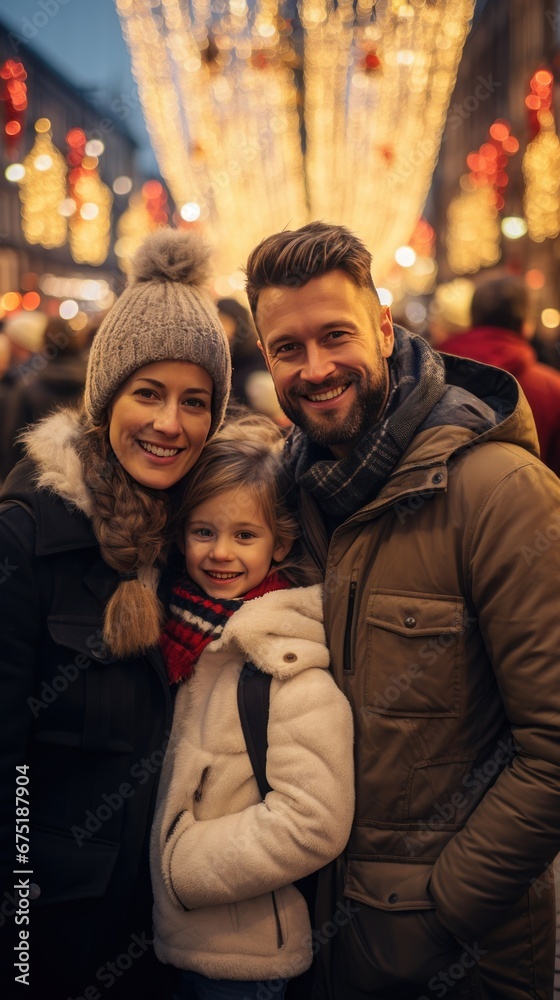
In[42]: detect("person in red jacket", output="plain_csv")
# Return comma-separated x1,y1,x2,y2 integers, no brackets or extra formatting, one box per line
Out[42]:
438,275,560,476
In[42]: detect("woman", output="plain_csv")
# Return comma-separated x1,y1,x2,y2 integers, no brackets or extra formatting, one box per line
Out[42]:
0,230,231,1000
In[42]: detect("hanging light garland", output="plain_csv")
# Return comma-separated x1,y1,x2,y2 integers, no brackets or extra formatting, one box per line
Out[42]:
19,118,67,249
446,179,501,274
0,59,28,159
522,70,560,243
114,180,168,272
446,118,519,274
65,127,113,265
117,0,474,280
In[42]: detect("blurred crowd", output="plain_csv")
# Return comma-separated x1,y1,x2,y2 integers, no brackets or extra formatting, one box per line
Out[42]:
2,274,560,486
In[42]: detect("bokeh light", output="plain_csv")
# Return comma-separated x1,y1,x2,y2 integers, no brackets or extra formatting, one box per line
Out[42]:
22,292,41,311
525,269,546,290
59,300,79,320
2,292,22,311
541,309,560,329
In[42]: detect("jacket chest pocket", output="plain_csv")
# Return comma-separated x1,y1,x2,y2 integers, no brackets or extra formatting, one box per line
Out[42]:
364,591,463,718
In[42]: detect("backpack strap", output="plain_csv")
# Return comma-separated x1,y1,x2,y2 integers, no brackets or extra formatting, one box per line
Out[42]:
237,661,272,801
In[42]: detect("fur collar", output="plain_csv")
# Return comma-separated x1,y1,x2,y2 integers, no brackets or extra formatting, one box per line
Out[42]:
20,408,93,517
208,584,329,680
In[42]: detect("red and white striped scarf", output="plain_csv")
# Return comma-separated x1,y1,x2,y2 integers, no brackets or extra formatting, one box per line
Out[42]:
160,571,291,684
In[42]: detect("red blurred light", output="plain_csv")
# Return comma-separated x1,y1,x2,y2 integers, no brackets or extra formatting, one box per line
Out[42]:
489,120,510,142
22,292,41,311
525,268,546,290
534,69,553,87
526,95,541,110
66,128,86,148
466,152,480,171
502,136,520,154
495,194,505,211
143,180,164,199
5,121,21,135
0,60,26,80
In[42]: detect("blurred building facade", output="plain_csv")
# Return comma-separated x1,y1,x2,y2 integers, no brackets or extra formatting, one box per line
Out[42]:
0,19,139,302
432,0,560,328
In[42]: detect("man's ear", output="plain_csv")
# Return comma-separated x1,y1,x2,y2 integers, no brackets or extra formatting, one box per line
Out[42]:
379,306,395,358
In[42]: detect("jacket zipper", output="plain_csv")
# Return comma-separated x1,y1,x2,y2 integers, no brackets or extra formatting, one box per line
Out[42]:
343,572,358,673
271,891,284,949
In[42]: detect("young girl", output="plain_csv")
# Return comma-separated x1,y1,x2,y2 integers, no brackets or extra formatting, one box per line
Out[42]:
150,421,355,1000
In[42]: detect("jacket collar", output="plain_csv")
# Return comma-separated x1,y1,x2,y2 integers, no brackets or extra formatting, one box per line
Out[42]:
208,584,329,680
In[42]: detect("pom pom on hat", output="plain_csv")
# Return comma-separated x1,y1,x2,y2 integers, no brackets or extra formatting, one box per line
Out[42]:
131,228,212,287
84,229,231,438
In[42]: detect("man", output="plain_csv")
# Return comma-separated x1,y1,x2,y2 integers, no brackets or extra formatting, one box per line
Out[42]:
244,222,560,999
439,275,560,477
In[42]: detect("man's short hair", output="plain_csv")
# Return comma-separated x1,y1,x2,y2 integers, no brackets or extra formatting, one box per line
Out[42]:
245,221,379,320
471,276,530,335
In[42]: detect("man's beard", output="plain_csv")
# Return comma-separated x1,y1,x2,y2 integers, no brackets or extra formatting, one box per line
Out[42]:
280,364,389,449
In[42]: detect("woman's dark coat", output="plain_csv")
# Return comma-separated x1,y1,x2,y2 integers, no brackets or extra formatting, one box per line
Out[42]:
0,411,174,1000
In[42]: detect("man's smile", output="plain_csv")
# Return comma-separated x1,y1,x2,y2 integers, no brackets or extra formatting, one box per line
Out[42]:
305,384,350,403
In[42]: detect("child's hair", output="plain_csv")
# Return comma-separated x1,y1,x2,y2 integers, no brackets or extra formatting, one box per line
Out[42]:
177,412,320,587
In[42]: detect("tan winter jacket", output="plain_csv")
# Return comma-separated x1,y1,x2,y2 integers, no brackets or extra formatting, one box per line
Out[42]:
150,584,354,981
298,355,560,997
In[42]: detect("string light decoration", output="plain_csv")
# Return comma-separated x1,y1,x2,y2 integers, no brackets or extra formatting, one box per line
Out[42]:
522,70,560,242
117,0,474,280
115,181,168,272
0,59,27,158
446,119,519,273
446,179,500,274
65,128,113,265
19,119,67,249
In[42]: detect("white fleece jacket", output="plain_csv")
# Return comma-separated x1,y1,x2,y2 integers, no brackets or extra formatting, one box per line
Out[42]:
150,584,354,981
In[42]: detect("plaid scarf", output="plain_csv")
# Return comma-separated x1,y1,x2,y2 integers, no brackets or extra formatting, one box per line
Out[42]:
160,571,291,684
287,328,446,519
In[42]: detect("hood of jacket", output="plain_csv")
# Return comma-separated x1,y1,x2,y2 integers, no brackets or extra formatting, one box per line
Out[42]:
208,583,329,680
391,350,539,477
438,327,537,381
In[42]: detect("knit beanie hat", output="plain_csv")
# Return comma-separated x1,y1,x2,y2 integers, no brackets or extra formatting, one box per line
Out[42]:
84,229,231,438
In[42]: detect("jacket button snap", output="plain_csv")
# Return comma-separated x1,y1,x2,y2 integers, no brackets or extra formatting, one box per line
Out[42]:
29,883,41,900
388,893,399,904
283,653,297,662
432,472,443,484
92,645,108,660
403,616,416,628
